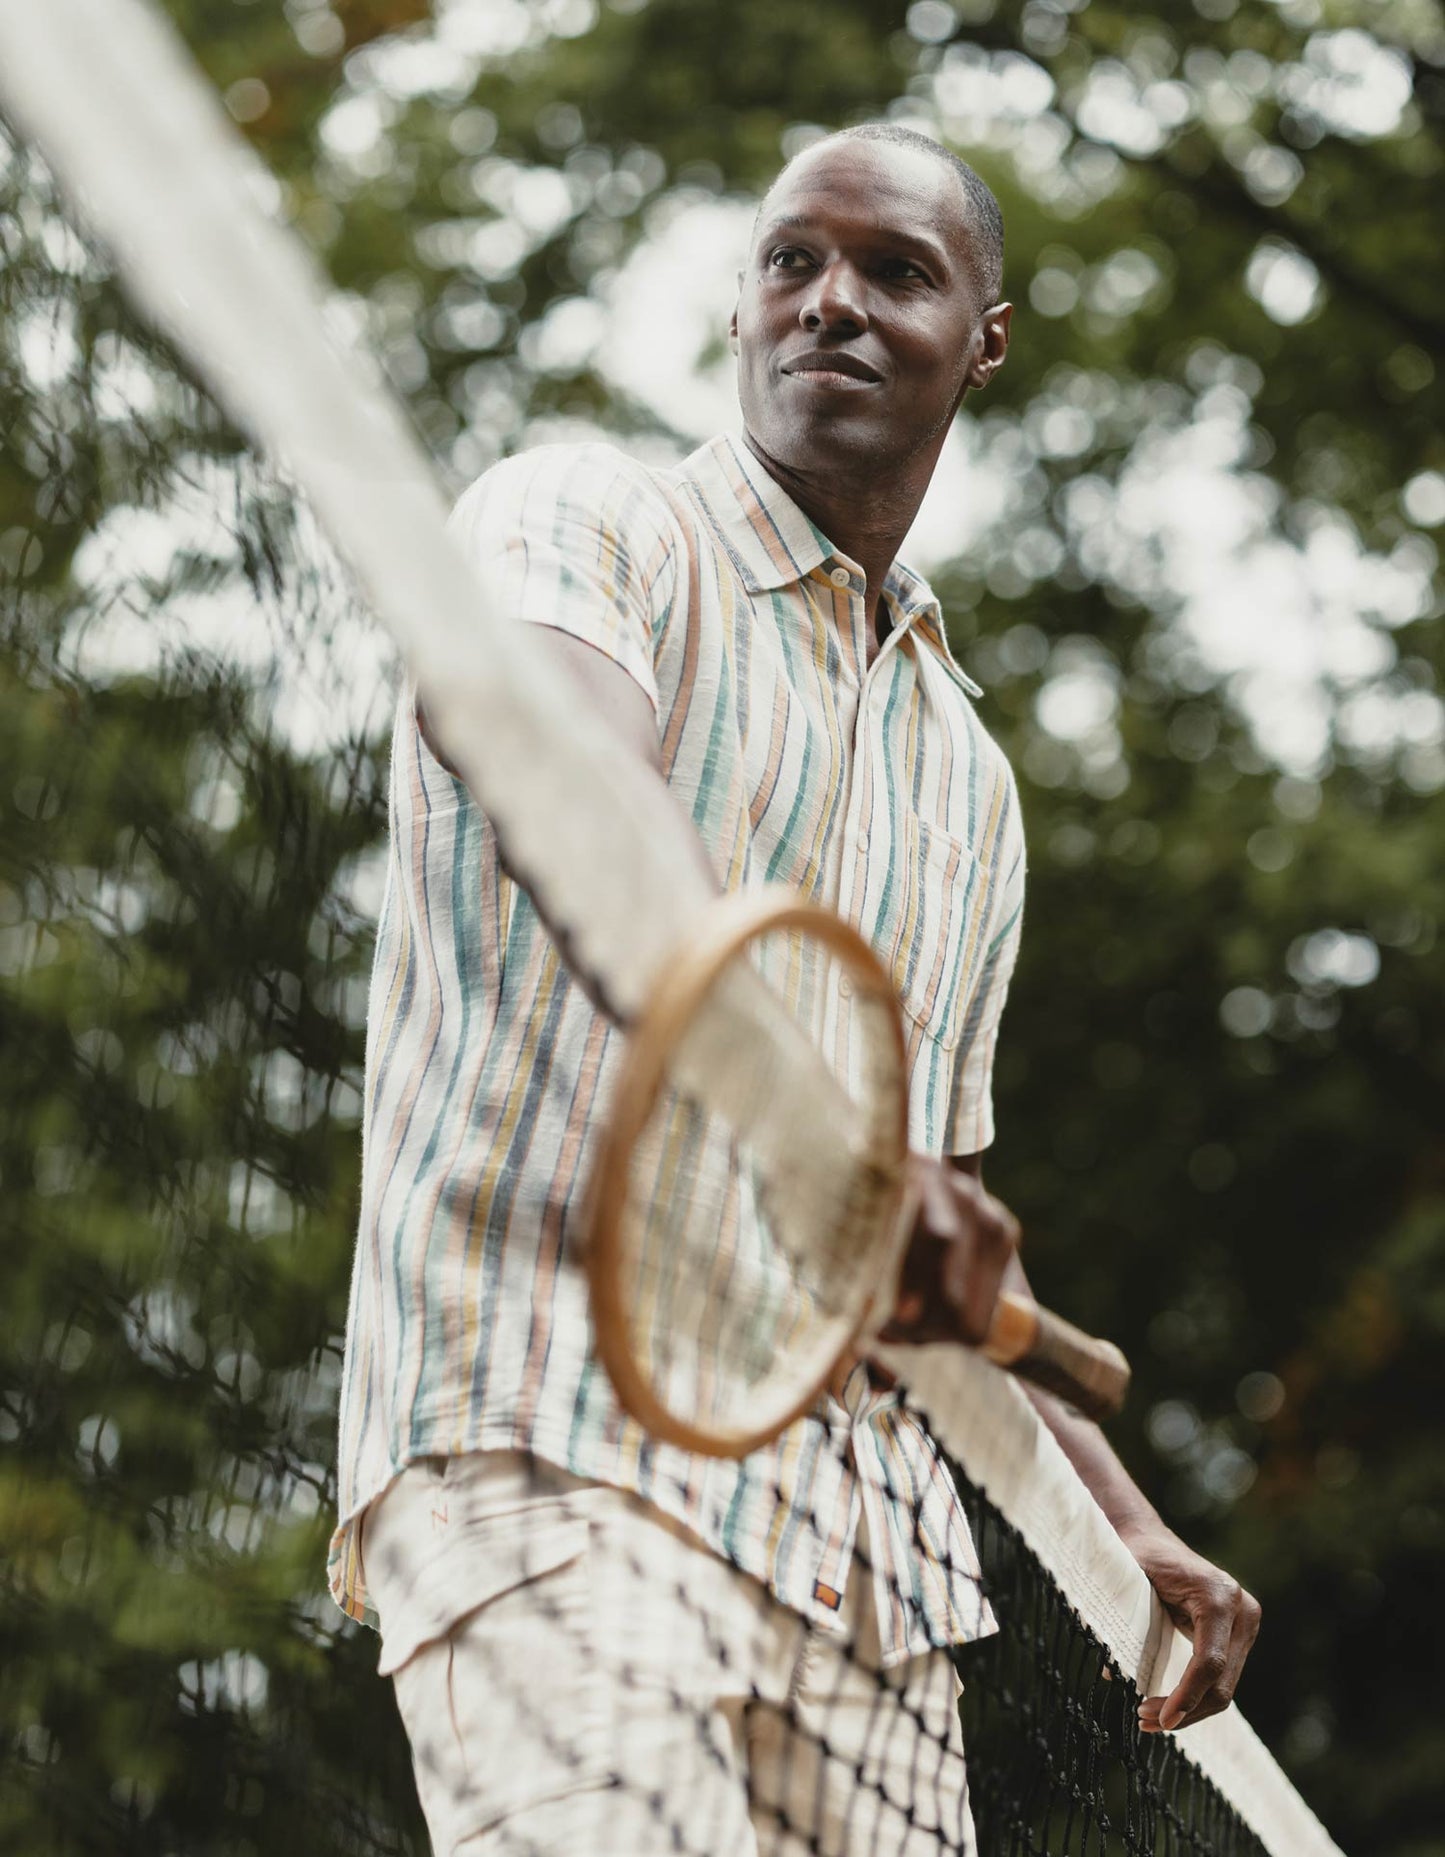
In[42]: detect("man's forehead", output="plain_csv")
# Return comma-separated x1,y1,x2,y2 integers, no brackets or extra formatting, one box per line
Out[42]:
756,140,973,258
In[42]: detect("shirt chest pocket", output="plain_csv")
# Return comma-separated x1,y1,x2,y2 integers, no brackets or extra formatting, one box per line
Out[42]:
881,814,991,1053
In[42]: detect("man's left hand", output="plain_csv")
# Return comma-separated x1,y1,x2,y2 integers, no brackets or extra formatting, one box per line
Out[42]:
1120,1521,1262,1732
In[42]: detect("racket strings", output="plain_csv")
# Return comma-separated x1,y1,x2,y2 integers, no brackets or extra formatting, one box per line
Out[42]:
612,925,905,1444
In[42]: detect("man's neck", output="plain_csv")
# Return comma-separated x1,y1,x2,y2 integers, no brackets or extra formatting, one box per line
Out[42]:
741,433,934,653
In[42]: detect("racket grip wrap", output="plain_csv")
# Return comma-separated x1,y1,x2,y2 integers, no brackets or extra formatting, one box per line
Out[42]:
984,1293,1130,1421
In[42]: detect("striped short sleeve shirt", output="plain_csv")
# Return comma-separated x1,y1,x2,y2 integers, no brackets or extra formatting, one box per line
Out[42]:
330,434,1027,1665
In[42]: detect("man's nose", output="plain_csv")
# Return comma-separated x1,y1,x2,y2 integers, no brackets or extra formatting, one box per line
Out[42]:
799,259,868,333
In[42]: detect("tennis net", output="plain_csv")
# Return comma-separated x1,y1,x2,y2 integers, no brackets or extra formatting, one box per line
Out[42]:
344,1342,1341,1856
894,1345,1339,1857
0,3,1344,1853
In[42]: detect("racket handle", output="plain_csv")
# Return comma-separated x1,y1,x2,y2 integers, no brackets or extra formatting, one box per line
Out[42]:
983,1292,1131,1421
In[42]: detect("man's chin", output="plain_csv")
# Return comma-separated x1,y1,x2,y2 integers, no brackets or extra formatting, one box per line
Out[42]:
746,410,884,475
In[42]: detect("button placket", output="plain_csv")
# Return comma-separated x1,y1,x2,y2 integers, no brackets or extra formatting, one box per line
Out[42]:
820,558,869,671
835,575,906,931
840,674,891,934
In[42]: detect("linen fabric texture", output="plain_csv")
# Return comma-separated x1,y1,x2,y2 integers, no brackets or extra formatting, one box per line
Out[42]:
330,433,1027,1665
361,1450,975,1857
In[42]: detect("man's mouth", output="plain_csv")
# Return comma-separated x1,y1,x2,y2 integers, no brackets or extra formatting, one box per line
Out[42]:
781,350,883,390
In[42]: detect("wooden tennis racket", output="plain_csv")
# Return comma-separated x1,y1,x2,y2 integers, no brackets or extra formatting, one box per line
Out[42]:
587,888,1130,1459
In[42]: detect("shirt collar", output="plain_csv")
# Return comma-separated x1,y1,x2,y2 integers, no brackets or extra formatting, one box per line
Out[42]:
683,432,832,592
682,432,984,700
893,579,984,699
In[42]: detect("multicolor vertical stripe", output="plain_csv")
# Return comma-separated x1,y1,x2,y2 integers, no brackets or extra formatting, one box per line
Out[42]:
330,434,1027,1663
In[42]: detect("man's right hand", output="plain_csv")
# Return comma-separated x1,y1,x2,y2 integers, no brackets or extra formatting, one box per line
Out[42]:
879,1152,1020,1347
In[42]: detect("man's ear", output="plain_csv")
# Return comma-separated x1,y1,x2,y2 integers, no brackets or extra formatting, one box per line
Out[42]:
964,302,1012,391
729,296,740,356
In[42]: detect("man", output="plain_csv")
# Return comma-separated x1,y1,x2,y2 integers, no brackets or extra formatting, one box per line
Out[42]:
330,124,1260,1854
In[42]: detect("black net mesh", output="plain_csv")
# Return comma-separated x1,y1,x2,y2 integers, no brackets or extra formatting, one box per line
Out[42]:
343,1420,1279,1857
1,116,1302,1857
955,1476,1269,1857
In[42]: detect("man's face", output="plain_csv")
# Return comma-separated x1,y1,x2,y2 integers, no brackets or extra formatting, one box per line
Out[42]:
731,140,1009,478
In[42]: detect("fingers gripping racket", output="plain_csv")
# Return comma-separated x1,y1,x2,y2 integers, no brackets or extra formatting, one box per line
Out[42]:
587,890,1130,1459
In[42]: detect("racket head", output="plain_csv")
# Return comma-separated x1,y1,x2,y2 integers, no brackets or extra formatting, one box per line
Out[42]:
586,889,910,1459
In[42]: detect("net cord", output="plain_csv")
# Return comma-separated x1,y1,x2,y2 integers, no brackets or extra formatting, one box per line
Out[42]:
878,1342,1346,1857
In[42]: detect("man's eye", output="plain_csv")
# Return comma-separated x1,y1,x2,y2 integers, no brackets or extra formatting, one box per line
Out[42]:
768,249,810,271
879,258,927,282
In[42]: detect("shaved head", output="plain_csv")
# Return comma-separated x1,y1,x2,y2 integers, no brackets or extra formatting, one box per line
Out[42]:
734,132,1013,493
761,124,1005,304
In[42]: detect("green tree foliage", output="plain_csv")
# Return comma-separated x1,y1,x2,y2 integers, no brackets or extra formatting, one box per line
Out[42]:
1,136,417,1853
2,0,1442,1850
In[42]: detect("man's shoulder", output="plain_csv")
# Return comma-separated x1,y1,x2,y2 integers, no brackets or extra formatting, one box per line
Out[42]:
450,440,685,539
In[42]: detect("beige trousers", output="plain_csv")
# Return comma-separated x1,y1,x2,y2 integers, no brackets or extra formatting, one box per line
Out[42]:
362,1451,974,1857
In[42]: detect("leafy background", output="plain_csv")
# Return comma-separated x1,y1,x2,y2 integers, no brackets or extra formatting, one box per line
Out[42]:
2,0,1442,1851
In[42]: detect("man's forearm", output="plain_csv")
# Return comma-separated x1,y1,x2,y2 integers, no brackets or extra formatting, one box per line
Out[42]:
515,746,718,1017
1005,1254,1261,1731
427,631,720,1013
1022,1380,1162,1546
994,1247,1158,1537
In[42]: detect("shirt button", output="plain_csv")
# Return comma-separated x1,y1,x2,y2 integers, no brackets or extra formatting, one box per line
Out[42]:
829,566,852,589
839,974,854,999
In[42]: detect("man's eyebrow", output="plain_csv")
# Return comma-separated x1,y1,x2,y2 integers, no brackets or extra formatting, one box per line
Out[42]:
755,212,953,271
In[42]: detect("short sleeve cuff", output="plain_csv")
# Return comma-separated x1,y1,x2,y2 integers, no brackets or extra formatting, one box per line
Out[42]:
446,443,677,716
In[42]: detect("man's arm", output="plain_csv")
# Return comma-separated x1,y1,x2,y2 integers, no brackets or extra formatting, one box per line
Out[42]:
949,1153,1262,1734
422,627,720,991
